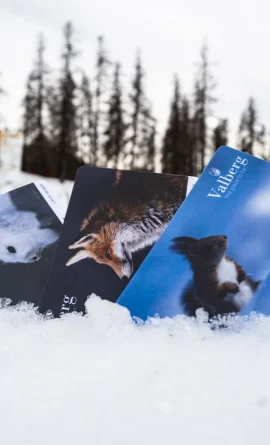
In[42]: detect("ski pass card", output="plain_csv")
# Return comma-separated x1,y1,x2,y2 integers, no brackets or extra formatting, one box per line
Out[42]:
39,167,197,316
0,181,63,307
242,272,270,316
118,146,270,321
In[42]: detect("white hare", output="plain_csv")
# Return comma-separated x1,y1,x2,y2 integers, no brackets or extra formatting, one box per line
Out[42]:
0,193,59,264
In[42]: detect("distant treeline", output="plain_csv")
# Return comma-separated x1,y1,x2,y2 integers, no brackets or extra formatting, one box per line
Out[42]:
0,21,267,180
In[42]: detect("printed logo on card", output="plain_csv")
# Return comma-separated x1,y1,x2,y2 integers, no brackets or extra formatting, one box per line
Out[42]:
208,167,221,176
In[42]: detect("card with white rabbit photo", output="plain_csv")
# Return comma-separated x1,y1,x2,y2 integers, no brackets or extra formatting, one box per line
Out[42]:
118,146,270,321
39,167,197,317
0,181,63,307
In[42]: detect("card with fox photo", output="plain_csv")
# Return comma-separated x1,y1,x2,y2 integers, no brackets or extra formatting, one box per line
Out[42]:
39,167,197,316
0,181,63,307
118,146,270,321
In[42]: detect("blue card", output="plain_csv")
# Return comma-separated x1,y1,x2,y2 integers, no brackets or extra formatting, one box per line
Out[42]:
118,146,270,320
242,272,270,316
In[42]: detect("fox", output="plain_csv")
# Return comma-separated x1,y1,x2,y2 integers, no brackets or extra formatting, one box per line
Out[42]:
0,207,59,264
170,235,261,318
66,170,189,279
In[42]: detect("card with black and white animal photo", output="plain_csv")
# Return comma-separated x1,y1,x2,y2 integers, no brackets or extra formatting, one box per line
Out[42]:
118,146,270,321
0,181,63,307
39,167,197,317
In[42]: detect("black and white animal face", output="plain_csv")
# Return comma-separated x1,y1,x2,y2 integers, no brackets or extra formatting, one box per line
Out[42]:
192,235,228,265
171,235,228,266
0,211,59,264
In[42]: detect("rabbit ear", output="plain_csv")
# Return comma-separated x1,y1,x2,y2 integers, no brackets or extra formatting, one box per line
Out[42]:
170,237,197,255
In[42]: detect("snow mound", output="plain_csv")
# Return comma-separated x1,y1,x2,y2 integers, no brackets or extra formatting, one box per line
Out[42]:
1,295,270,445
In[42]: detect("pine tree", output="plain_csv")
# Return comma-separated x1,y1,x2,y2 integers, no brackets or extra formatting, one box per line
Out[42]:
22,35,47,144
162,77,192,175
92,36,109,166
21,34,51,175
212,119,228,151
103,63,126,168
36,37,45,139
181,97,195,176
143,112,156,172
192,42,216,175
55,21,80,181
238,97,265,156
47,84,60,143
78,73,94,163
137,105,156,171
124,53,155,171
162,76,181,174
22,73,38,146
124,54,143,170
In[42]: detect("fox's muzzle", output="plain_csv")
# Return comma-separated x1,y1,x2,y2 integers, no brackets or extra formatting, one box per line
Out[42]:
120,260,133,279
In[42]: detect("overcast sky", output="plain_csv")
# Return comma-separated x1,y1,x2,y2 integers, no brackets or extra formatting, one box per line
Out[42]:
0,0,269,145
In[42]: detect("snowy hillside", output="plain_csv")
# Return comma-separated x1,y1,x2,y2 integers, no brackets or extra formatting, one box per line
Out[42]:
0,137,270,445
0,135,73,214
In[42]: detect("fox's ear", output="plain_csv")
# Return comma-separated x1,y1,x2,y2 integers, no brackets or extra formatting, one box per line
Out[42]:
66,249,90,266
170,236,197,255
69,232,97,249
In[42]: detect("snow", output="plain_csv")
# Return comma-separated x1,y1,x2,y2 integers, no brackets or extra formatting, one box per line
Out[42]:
1,296,270,445
1,136,270,445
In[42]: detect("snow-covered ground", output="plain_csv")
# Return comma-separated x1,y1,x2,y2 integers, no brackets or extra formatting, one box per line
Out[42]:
0,137,270,445
0,135,73,214
1,298,270,445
